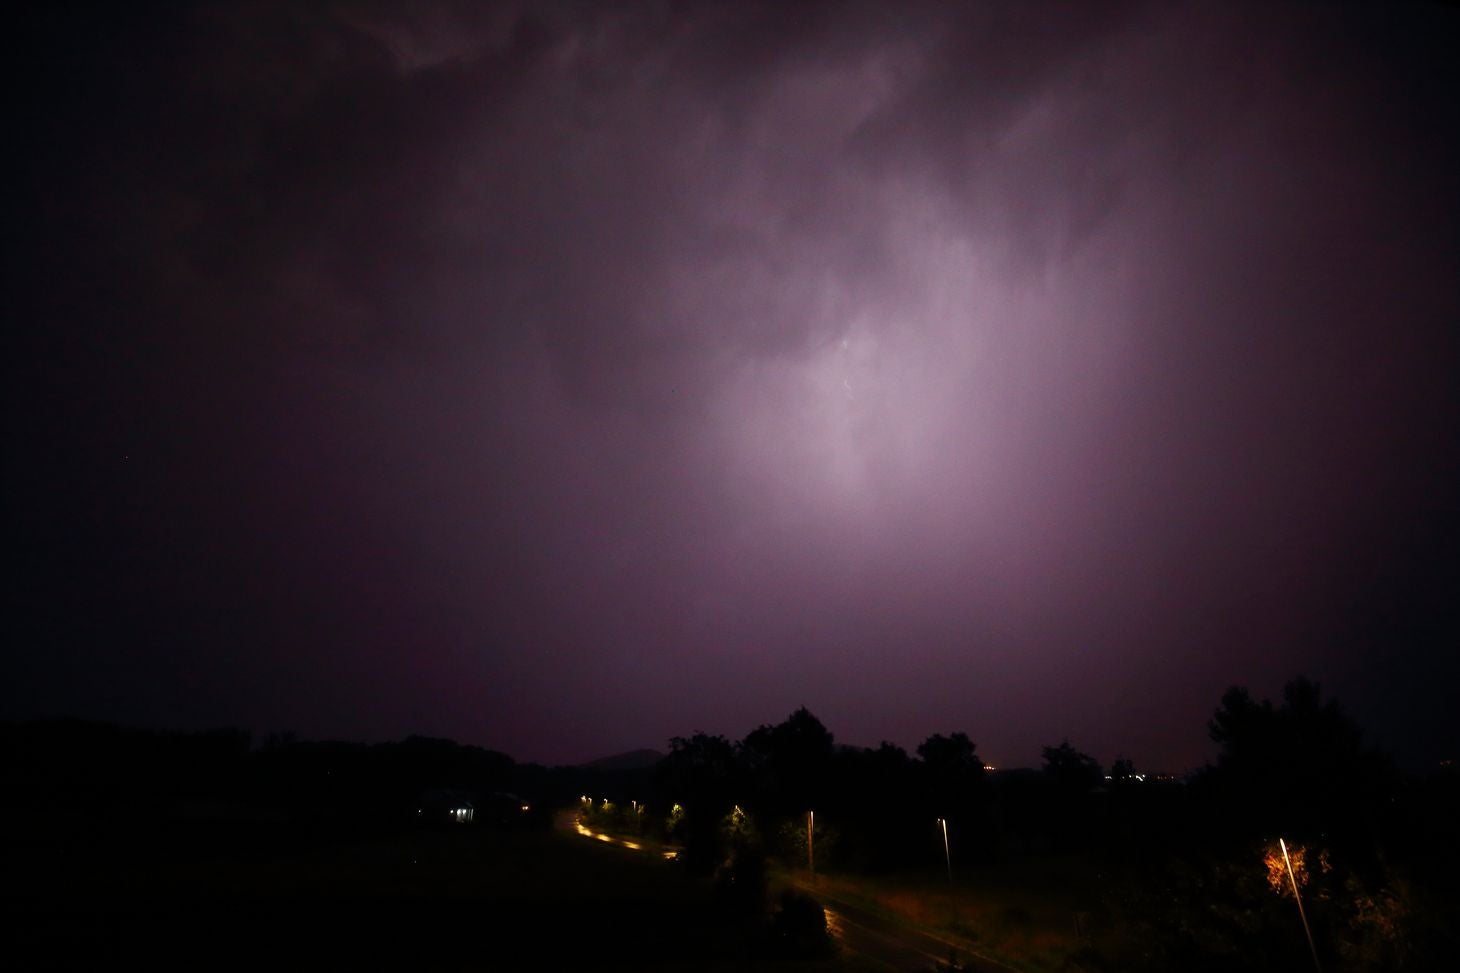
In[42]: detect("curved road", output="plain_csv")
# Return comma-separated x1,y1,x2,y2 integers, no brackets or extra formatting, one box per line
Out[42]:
563,812,1023,973
797,879,1023,973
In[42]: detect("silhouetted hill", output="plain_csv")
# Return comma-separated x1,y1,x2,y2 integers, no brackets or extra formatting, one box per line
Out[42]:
581,748,664,771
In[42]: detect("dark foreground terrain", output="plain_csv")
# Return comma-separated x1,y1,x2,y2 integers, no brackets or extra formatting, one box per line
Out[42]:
9,819,850,972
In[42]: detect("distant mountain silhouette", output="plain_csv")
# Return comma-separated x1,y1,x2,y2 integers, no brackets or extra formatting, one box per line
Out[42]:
581,748,665,771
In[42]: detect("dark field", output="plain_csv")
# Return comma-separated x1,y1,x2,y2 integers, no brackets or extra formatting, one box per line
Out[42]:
9,821,855,971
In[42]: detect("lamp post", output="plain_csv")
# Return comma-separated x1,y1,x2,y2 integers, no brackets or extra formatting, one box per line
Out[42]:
938,817,952,884
807,809,815,882
1280,838,1322,973
939,817,957,930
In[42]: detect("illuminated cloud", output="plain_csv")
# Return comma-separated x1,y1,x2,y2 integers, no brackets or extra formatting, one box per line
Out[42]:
7,1,1457,769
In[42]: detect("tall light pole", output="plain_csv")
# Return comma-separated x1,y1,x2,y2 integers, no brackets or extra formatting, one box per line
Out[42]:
938,817,952,884
1280,838,1322,973
807,810,815,881
939,817,957,931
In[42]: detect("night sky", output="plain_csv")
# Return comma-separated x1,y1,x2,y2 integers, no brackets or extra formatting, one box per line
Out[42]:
7,1,1458,772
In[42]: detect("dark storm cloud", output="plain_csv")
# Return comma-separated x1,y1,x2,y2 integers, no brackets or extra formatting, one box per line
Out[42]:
7,2,1457,768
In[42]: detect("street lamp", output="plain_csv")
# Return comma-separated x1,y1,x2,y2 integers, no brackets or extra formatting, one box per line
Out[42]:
807,809,815,881
938,817,952,884
1280,838,1322,973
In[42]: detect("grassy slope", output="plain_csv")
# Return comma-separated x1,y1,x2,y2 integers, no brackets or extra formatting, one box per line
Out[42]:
794,856,1112,973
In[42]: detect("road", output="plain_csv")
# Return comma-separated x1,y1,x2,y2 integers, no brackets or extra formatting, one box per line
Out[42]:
563,813,1024,973
798,879,1023,973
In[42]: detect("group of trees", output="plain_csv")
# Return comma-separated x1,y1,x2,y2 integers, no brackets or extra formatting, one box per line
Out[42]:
595,678,1429,875
582,707,1131,875
1098,678,1451,972
572,679,1456,972
8,678,1455,969
1203,678,1395,843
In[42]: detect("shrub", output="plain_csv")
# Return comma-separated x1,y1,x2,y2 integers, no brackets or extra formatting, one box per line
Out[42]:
770,890,832,959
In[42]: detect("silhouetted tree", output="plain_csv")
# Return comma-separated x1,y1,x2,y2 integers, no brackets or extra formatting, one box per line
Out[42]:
917,732,987,822
830,742,924,870
769,890,832,959
1042,739,1102,794
657,732,741,874
1206,676,1390,844
740,708,834,817
1036,739,1102,851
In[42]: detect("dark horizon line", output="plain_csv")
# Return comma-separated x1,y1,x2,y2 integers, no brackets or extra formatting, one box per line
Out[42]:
9,705,1448,778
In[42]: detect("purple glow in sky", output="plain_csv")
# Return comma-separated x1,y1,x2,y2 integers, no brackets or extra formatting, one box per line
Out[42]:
7,2,1458,770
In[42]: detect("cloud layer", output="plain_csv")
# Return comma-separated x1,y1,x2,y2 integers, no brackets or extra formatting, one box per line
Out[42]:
8,1,1458,768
